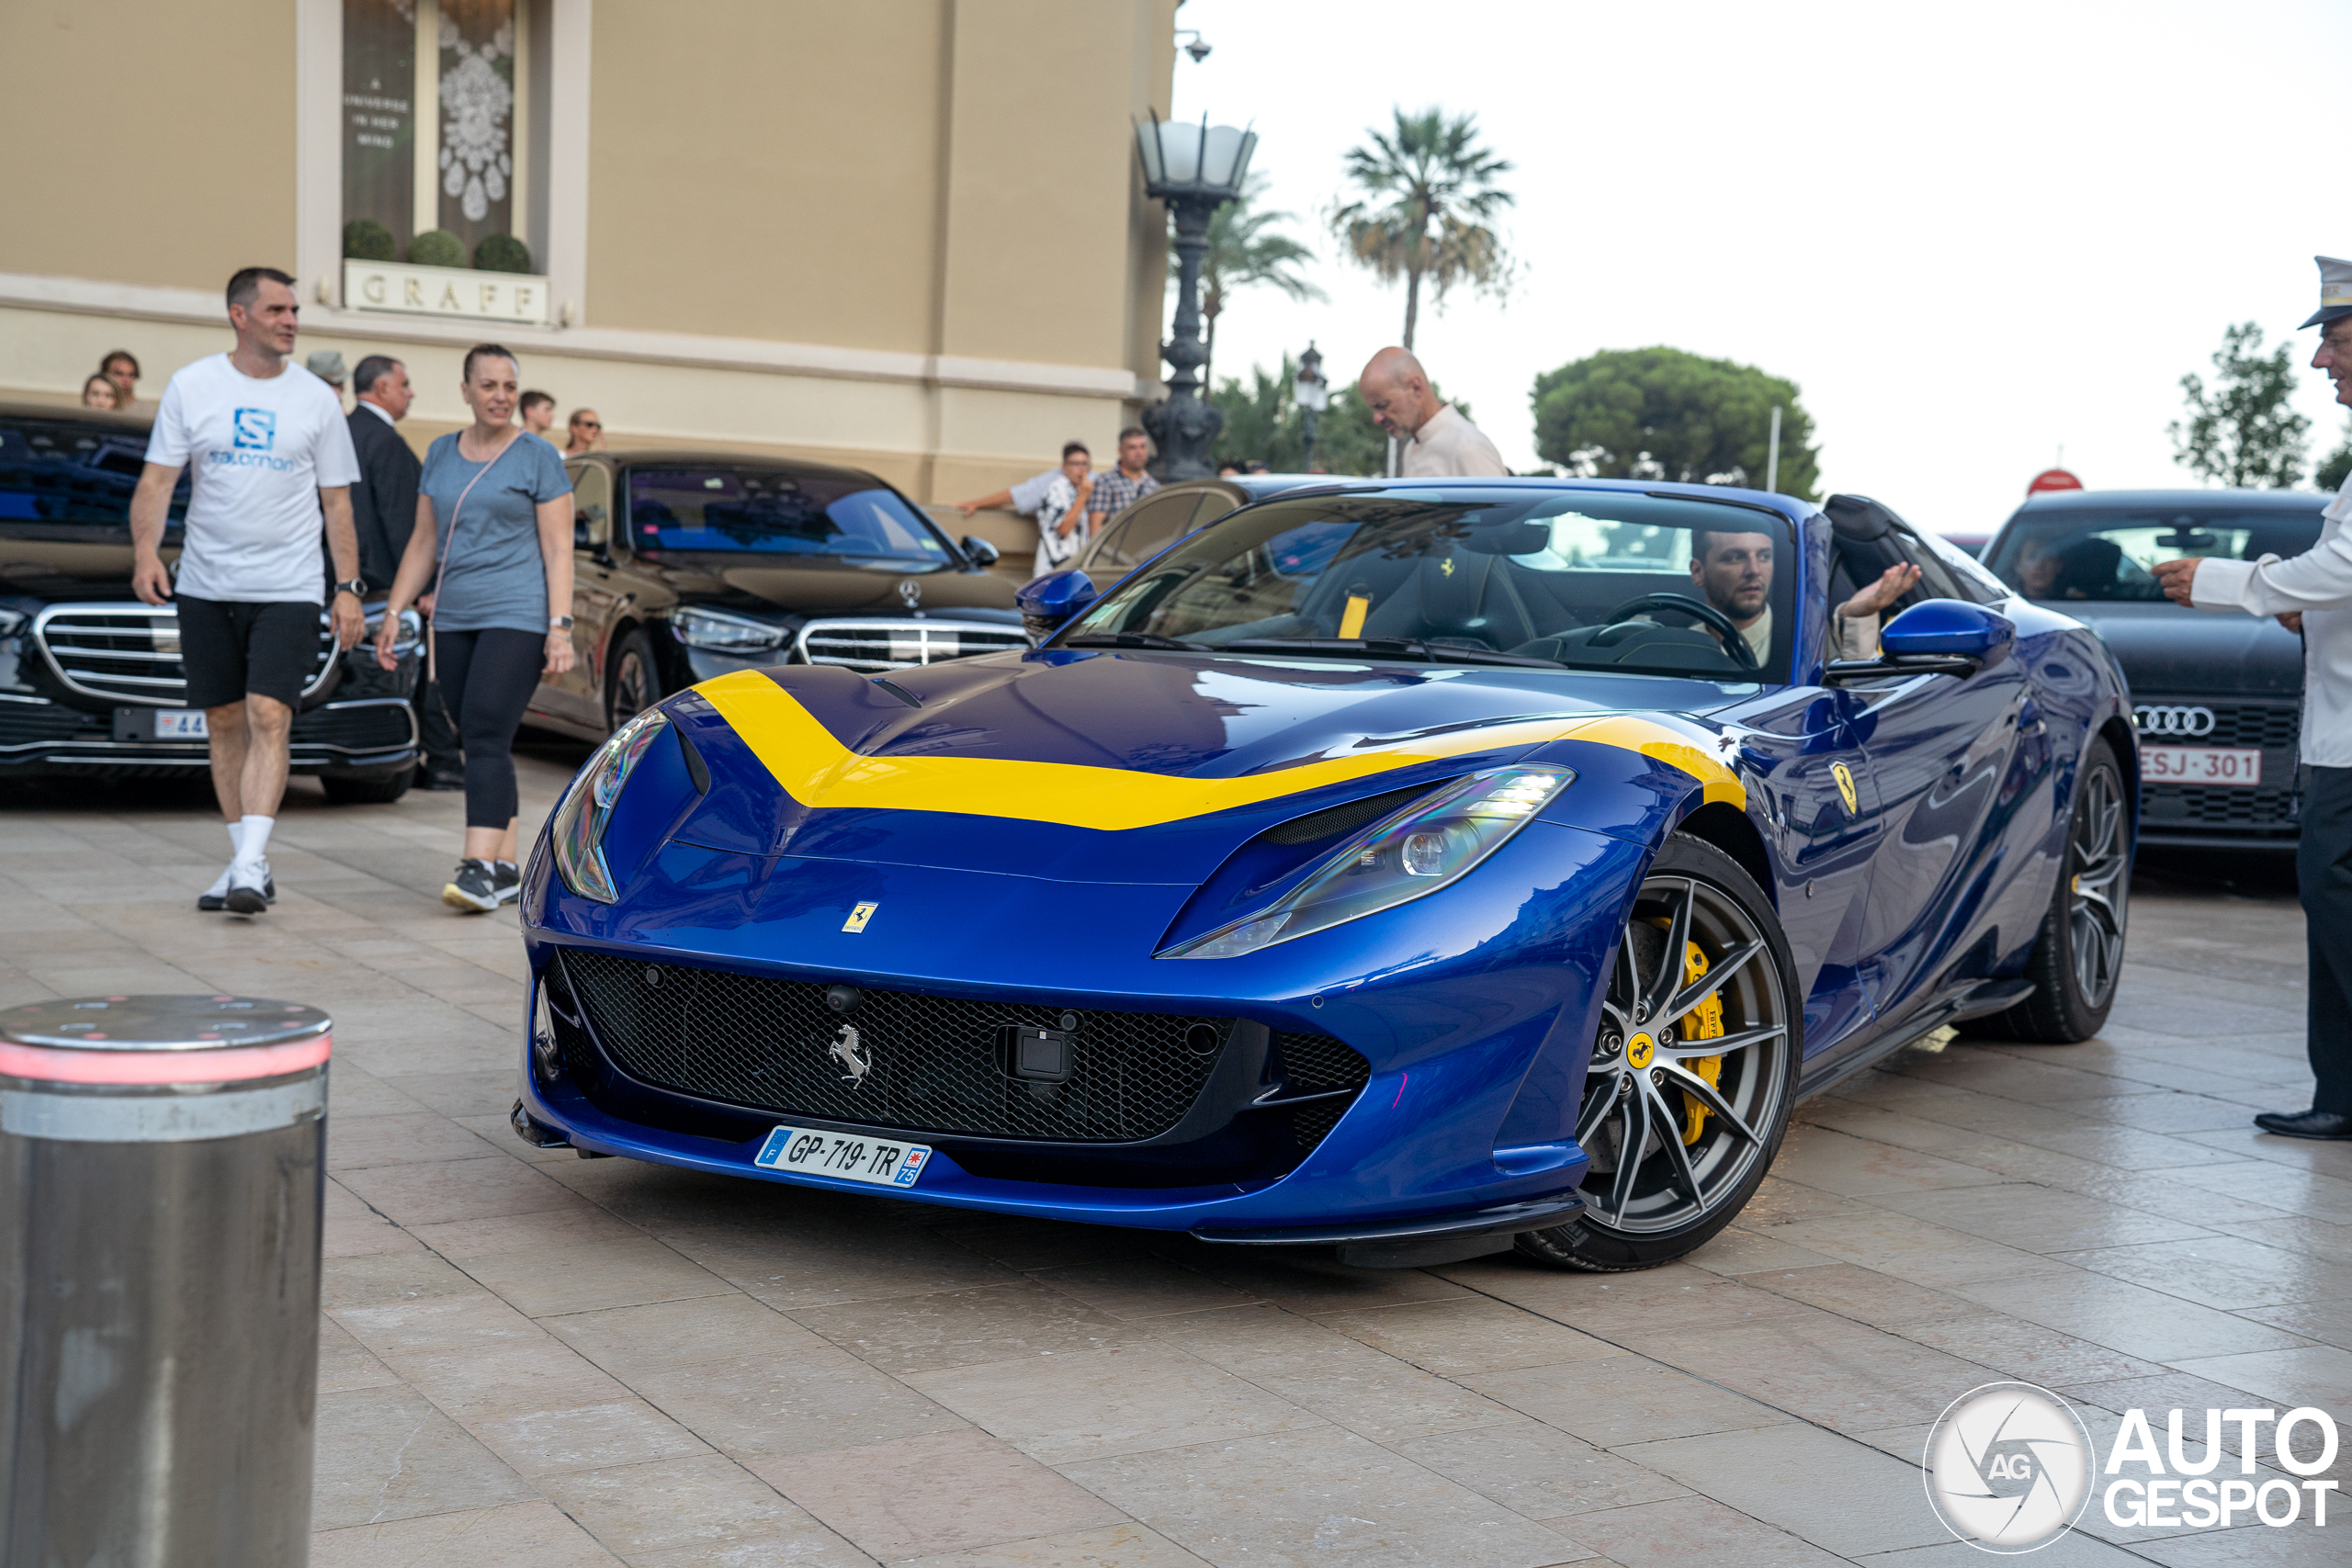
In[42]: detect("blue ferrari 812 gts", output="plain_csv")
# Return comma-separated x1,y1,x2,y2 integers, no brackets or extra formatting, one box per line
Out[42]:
514,479,2136,1270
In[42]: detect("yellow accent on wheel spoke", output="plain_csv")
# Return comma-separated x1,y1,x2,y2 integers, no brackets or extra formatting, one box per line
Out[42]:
1679,938,1725,1145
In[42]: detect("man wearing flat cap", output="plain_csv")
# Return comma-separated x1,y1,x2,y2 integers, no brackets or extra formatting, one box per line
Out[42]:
2155,255,2352,1141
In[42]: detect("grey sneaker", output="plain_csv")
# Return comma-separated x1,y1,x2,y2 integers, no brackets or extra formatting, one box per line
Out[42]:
199,872,275,911
223,859,274,916
442,859,499,913
493,860,521,906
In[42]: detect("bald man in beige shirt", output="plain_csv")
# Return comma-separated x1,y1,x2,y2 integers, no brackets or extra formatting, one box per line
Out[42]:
1358,346,1510,477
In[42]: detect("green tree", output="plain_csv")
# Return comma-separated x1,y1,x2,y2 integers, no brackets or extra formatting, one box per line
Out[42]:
1330,107,1513,350
1209,355,1458,477
1531,346,1820,501
2314,418,2352,492
1180,172,1324,392
2169,321,2310,488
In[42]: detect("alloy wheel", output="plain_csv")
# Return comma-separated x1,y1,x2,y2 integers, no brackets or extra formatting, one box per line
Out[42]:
2066,764,2128,1009
1577,874,1792,1235
610,645,653,731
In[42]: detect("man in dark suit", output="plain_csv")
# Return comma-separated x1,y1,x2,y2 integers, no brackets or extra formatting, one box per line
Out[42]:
349,355,462,789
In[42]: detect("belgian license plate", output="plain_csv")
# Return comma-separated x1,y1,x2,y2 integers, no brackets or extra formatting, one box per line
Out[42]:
753,1126,931,1188
2143,745,2261,786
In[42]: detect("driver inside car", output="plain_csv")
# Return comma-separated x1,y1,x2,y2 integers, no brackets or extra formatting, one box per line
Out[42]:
1690,528,1920,664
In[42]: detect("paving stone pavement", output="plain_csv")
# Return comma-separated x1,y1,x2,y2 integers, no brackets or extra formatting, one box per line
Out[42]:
4,750,2347,1566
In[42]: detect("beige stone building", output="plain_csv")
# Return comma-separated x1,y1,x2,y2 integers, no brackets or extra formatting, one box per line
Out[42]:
0,0,1178,561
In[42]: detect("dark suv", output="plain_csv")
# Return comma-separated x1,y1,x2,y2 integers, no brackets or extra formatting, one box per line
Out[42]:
537,452,1025,739
0,402,422,798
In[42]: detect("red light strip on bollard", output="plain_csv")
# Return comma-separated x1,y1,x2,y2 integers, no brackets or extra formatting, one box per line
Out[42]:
0,1033,332,1086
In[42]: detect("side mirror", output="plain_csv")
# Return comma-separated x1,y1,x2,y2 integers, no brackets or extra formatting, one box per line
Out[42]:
961,534,1001,568
1016,569,1098,638
1825,598,2013,685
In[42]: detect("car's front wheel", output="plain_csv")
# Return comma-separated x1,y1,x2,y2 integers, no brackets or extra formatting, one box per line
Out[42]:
1518,833,1800,1272
605,628,660,736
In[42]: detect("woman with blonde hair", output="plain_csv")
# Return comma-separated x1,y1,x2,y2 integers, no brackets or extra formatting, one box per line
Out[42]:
374,344,576,910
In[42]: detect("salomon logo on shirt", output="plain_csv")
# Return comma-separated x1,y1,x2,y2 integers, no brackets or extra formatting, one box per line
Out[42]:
232,409,276,450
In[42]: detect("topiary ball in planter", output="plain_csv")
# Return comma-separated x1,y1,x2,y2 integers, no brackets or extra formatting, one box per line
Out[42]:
407,230,466,268
343,219,396,261
473,233,533,274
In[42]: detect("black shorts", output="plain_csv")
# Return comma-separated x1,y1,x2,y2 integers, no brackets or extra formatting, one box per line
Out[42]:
176,597,320,710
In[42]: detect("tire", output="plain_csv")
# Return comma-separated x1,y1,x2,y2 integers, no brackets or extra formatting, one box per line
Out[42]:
1974,738,2129,1043
322,766,414,806
1517,832,1802,1272
605,628,660,736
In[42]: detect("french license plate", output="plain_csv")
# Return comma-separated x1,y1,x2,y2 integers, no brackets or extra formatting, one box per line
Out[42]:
753,1126,931,1188
2143,745,2261,786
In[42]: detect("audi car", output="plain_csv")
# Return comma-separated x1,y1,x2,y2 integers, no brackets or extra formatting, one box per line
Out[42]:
1982,488,2324,849
536,452,1028,740
514,479,2135,1270
0,402,422,795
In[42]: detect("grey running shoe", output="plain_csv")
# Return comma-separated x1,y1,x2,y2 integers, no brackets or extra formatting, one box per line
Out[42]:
492,860,521,906
442,859,500,913
223,859,274,916
199,872,276,911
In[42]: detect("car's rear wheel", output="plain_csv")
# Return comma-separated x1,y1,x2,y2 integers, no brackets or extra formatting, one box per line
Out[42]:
1517,833,1800,1272
605,628,659,736
1973,738,2128,1043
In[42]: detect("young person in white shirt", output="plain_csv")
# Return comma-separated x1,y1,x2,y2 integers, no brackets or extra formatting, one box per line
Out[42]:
129,266,366,914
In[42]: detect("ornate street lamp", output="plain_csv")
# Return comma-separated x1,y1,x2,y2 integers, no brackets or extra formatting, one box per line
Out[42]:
1136,111,1256,479
1293,341,1329,473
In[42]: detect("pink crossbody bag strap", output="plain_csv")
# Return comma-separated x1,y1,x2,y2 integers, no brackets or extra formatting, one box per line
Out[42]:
424,435,516,684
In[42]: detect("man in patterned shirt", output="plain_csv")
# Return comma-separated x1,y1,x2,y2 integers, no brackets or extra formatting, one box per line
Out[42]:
1087,426,1159,529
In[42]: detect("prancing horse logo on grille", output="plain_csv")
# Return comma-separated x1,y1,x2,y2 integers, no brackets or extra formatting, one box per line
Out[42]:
2135,704,2217,738
828,1023,872,1087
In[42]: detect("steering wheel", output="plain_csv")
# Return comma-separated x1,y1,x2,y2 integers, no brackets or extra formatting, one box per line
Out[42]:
1595,592,1759,671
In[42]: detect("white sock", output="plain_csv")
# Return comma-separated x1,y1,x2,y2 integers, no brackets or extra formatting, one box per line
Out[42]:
205,823,246,897
232,815,275,877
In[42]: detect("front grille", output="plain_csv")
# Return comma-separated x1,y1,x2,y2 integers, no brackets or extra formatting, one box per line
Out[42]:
796,618,1029,673
2133,700,2300,749
294,699,417,751
2143,782,2300,829
0,698,105,747
559,949,1233,1142
1275,1032,1371,1151
35,603,336,706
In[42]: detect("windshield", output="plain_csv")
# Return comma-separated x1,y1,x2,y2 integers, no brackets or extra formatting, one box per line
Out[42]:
1066,488,1795,682
628,465,950,563
0,416,187,533
1984,505,2324,602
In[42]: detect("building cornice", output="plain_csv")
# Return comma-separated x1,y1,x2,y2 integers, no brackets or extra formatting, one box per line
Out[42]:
0,271,1161,401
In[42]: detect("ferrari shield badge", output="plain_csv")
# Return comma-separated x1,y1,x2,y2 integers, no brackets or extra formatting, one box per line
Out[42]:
842,902,878,932
1832,762,1858,816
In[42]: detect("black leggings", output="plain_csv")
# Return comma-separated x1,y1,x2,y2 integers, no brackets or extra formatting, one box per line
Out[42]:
434,627,542,830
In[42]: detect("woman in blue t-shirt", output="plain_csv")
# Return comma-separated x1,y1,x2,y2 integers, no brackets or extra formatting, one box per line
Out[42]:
374,344,576,910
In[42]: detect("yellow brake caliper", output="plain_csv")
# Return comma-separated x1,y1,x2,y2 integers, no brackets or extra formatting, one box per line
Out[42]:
1679,941,1724,1144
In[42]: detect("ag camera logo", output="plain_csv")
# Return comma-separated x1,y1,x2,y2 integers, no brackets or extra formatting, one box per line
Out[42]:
1923,1382,2094,1552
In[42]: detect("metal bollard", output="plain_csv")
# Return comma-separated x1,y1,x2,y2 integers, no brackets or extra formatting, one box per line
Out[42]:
0,995,331,1567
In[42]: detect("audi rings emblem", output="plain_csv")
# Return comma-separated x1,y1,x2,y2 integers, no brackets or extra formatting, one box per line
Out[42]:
2134,704,2217,738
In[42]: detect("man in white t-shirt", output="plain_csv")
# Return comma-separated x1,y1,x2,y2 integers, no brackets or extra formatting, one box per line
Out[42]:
130,266,365,915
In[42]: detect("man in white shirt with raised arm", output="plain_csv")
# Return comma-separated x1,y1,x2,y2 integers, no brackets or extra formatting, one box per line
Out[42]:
2156,254,2352,1141
129,266,365,916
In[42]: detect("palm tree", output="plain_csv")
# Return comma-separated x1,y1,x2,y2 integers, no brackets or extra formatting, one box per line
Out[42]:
1330,107,1514,350
1178,172,1325,391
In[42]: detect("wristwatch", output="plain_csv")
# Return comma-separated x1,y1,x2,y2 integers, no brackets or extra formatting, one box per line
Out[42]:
334,579,367,599
549,615,575,630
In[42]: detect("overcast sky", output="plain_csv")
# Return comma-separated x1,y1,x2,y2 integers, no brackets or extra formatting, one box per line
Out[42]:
1167,0,2352,536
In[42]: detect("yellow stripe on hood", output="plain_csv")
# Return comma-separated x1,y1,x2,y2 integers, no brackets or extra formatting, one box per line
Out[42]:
693,668,1743,831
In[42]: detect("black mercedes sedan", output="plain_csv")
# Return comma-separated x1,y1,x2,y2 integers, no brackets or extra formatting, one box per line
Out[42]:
1982,487,2326,849
540,452,1026,739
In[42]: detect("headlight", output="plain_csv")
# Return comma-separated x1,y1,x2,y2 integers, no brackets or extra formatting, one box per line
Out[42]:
358,606,422,659
0,608,26,638
549,708,670,902
1160,764,1575,959
673,606,786,652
